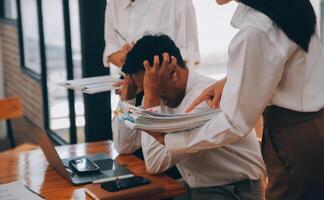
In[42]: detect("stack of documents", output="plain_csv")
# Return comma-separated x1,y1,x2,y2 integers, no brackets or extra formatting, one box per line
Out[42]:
59,75,120,94
114,102,220,133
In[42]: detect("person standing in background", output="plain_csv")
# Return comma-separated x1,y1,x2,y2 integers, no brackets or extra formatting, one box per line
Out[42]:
103,0,200,69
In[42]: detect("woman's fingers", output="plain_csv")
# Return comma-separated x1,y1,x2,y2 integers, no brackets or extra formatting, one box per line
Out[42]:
211,78,227,109
211,86,221,109
186,80,224,112
185,93,207,113
206,98,213,107
211,95,220,109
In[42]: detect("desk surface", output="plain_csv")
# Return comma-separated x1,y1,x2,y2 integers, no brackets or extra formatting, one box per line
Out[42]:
0,141,185,200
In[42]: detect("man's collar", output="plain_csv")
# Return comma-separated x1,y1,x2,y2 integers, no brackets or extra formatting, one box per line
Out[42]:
123,0,152,15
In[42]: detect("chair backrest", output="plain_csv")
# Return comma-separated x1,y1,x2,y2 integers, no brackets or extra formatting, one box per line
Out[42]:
0,97,23,120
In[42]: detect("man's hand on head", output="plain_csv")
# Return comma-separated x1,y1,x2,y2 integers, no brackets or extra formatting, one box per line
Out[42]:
142,53,177,109
113,75,137,101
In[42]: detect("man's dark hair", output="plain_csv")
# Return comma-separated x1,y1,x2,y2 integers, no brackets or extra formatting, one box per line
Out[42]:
122,34,186,74
240,0,316,52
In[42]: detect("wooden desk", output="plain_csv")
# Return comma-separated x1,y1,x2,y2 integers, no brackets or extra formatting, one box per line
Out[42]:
0,141,185,199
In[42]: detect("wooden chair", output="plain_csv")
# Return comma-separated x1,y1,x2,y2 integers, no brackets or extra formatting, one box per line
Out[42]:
0,96,23,148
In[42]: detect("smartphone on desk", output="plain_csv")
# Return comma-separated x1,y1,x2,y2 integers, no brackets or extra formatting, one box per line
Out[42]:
101,176,151,192
69,158,100,175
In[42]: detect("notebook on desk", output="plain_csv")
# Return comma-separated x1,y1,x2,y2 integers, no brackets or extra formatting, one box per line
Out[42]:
35,128,132,185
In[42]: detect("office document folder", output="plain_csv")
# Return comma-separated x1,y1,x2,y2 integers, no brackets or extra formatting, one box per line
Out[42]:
59,75,120,94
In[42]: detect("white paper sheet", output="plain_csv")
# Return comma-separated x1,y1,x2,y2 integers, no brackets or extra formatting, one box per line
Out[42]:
0,181,44,200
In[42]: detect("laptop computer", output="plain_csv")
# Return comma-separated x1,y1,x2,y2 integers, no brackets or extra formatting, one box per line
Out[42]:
35,128,132,185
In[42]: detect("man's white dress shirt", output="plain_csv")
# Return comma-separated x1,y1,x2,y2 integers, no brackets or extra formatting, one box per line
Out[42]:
112,70,266,188
164,3,324,154
103,0,200,67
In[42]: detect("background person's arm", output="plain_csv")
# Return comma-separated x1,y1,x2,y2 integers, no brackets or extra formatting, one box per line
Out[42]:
103,2,125,68
108,43,133,68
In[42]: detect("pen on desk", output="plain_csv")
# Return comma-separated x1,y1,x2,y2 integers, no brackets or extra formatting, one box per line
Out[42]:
114,29,129,43
92,174,134,184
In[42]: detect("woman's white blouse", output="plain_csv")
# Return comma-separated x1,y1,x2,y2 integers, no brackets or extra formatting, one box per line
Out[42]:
103,0,200,67
165,3,324,153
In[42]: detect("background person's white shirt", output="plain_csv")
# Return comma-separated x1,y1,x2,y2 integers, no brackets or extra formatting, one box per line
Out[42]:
103,0,200,67
164,3,324,154
112,70,266,188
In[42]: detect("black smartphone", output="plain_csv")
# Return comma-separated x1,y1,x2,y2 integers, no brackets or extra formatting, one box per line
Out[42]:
69,158,100,175
101,176,151,192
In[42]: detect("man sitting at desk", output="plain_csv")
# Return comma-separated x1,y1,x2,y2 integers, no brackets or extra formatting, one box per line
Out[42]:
112,34,266,199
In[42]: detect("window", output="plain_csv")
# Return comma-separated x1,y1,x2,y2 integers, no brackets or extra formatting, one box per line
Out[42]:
193,0,238,80
3,0,17,19
42,0,85,143
70,0,85,142
16,0,86,144
19,0,42,75
42,0,71,142
15,0,110,144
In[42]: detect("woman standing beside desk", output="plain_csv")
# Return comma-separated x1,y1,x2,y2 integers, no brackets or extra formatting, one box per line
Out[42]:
150,0,324,199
